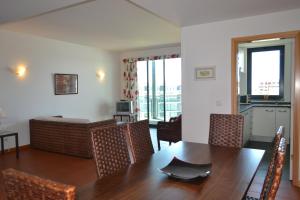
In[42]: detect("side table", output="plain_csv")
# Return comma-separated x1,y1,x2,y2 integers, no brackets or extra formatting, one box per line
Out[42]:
113,113,137,122
0,130,19,158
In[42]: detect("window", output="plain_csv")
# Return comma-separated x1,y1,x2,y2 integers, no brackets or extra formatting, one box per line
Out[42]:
137,57,181,124
247,45,284,99
238,49,245,73
165,58,181,120
137,61,148,120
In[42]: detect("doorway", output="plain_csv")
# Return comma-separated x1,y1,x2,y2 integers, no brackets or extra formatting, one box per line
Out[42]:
231,31,300,186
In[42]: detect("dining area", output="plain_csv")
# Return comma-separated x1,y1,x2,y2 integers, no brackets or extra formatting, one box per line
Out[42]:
1,114,288,200
77,141,264,200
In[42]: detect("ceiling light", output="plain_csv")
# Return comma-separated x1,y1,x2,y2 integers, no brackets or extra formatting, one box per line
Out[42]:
251,38,281,43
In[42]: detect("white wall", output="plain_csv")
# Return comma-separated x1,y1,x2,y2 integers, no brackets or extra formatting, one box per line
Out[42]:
0,30,121,149
181,8,300,144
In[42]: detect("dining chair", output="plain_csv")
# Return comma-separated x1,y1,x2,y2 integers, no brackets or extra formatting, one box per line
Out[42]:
246,126,284,200
90,124,131,179
259,126,284,199
2,168,76,200
246,137,286,200
157,114,182,150
266,137,286,199
208,113,244,148
127,119,154,163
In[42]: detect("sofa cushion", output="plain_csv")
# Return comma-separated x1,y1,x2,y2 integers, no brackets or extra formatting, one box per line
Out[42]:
34,117,90,124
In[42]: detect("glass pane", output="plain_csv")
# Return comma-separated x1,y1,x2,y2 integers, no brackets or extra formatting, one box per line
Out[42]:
165,58,181,121
251,50,280,95
148,59,164,124
137,61,148,120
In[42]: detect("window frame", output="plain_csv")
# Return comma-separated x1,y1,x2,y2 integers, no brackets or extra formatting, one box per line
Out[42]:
247,45,285,100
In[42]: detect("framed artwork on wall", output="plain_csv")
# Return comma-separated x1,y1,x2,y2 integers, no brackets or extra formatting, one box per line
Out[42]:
54,74,78,95
195,66,216,80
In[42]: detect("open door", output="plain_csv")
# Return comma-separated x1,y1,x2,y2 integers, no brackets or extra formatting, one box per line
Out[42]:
231,31,300,186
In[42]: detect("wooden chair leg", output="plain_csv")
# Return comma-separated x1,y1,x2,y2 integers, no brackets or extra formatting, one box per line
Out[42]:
157,139,161,151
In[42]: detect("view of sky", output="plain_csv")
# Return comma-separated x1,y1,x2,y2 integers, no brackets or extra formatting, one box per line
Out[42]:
137,58,181,94
252,50,280,95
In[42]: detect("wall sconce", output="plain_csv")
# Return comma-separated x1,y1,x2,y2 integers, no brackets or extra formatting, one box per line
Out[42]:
96,70,105,82
15,65,27,79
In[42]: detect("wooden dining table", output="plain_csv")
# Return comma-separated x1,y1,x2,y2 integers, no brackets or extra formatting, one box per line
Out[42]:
77,141,265,200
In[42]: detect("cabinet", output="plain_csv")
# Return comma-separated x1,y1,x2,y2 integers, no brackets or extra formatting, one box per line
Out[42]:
252,107,276,137
241,109,252,145
275,107,290,142
252,106,290,142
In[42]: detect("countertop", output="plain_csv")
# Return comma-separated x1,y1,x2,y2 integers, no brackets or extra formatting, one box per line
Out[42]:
240,102,291,113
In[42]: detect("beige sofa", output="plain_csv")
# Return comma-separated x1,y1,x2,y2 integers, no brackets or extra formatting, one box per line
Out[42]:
29,117,116,158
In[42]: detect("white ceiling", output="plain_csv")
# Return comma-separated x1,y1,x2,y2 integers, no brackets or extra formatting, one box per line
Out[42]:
0,0,89,24
129,0,300,26
0,0,180,51
2,0,298,51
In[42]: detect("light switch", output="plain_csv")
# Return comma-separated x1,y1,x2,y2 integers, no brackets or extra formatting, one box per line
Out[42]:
216,100,222,107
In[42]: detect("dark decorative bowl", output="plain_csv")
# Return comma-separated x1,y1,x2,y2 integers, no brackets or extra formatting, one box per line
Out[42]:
159,157,212,181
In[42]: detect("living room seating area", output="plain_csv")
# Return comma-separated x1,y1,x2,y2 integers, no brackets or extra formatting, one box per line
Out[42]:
30,117,116,158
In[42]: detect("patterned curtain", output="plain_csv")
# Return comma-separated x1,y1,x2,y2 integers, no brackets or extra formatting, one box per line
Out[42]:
122,54,180,119
122,58,140,117
147,54,180,60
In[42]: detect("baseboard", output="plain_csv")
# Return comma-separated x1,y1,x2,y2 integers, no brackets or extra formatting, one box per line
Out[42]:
293,179,300,187
3,144,30,153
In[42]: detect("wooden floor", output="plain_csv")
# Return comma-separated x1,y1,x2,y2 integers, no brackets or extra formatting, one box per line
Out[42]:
0,149,97,200
0,132,300,199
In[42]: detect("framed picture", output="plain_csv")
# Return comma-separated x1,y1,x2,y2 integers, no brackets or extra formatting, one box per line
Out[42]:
54,74,78,95
195,66,216,80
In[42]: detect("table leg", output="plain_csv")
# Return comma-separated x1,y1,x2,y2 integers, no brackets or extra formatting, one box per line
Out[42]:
15,134,19,159
0,137,4,154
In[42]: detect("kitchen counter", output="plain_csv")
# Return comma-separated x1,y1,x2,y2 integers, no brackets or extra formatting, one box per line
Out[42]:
240,102,291,113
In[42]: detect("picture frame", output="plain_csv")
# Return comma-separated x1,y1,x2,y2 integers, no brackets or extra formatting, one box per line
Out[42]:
54,74,78,95
195,66,216,80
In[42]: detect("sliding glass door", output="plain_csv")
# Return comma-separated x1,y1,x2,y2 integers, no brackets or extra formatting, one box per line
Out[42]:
137,58,181,125
137,61,148,120
165,58,181,121
148,59,164,123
